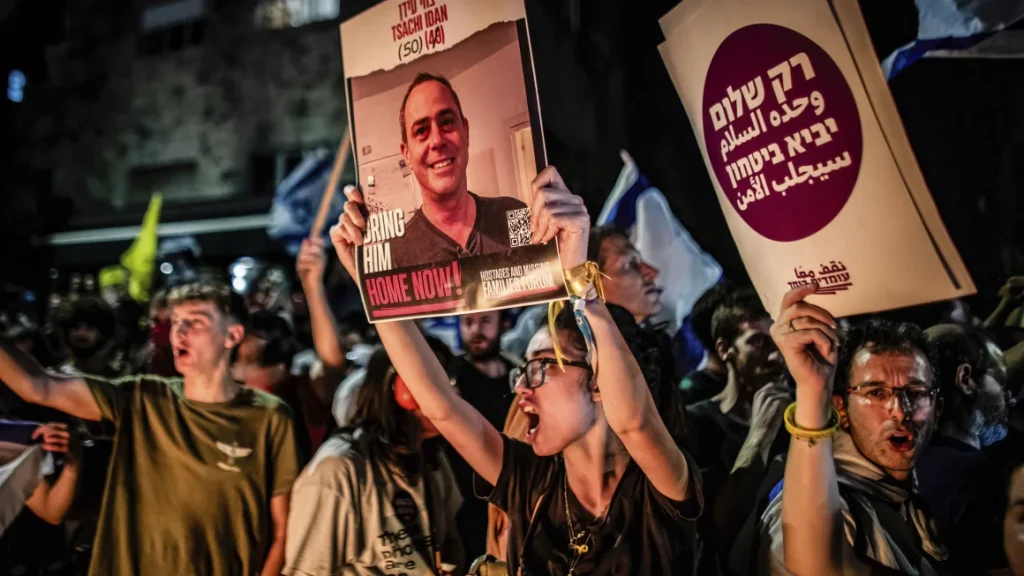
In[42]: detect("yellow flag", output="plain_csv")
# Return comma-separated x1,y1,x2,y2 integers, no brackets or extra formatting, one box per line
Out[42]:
121,193,162,302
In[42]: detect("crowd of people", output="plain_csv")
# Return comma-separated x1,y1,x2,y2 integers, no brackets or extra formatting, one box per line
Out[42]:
2,94,1024,576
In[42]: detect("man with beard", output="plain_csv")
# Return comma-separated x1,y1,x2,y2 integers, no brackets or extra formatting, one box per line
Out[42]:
916,323,1011,573
455,311,516,429
54,297,120,379
762,286,946,575
449,310,517,559
387,73,528,269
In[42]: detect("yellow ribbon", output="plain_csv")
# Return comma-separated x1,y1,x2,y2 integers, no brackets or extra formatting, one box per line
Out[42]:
548,262,606,371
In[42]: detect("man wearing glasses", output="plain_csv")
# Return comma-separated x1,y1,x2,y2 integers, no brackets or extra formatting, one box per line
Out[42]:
759,285,947,575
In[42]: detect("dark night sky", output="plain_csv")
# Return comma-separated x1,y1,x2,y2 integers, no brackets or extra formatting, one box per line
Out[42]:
1,0,1021,316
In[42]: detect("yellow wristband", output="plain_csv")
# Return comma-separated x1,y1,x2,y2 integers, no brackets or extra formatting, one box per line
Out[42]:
783,402,840,444
563,263,590,282
562,261,606,300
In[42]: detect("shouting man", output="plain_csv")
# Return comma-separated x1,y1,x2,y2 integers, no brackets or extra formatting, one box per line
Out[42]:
762,286,946,575
0,281,300,576
388,73,528,269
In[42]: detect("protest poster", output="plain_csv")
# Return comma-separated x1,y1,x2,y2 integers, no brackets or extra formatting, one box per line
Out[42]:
658,0,976,318
340,0,566,322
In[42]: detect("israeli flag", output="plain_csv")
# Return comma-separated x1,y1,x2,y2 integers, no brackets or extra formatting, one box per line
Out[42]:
597,151,722,337
883,0,1024,79
267,149,346,256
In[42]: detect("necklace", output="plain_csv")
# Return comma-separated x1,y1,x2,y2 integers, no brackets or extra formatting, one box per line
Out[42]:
563,473,610,576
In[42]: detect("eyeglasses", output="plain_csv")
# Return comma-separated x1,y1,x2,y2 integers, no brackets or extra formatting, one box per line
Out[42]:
846,384,939,412
508,357,592,393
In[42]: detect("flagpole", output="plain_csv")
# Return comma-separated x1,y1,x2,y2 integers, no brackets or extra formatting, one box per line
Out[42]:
310,133,352,238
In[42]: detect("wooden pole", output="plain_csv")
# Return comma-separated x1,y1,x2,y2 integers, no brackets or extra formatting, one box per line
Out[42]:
310,133,352,237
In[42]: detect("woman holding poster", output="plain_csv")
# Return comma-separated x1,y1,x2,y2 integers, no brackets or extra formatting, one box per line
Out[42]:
329,166,703,575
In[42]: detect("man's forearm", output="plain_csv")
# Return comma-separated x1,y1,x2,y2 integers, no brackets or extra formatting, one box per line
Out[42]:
781,390,844,576
304,282,345,370
0,343,50,404
984,297,1012,329
259,537,285,576
28,461,79,524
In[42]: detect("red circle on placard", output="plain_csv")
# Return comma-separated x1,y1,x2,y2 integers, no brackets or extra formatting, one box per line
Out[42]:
702,24,863,242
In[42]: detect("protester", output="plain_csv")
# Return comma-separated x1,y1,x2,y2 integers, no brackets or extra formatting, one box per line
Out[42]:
686,289,789,574
388,73,528,269
589,225,664,326
916,323,1010,572
455,312,517,430
680,281,735,404
687,290,789,481
295,236,347,403
0,281,301,576
762,286,946,575
588,224,708,386
329,166,702,575
588,225,693,448
232,310,319,460
53,296,119,379
20,423,81,525
0,423,81,575
484,323,550,563
450,310,518,559
284,338,465,576
141,288,177,377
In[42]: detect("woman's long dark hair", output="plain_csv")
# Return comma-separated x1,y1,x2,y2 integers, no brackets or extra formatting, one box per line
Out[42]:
340,334,455,482
553,302,694,453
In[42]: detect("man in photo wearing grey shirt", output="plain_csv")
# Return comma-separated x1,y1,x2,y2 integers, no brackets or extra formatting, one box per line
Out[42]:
387,73,528,269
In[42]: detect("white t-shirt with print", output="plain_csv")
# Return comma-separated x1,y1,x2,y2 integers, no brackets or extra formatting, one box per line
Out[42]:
284,430,463,576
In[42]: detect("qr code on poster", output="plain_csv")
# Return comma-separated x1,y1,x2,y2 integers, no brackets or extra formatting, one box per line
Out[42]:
506,208,531,247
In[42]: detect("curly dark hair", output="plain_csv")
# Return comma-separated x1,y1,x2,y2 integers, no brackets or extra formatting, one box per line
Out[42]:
57,296,117,341
835,318,939,393
552,302,693,451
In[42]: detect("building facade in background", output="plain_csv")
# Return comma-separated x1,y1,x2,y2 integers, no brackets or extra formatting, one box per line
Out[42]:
15,0,349,234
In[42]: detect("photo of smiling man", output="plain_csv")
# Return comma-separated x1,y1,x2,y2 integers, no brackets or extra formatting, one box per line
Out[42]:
341,4,568,323
388,72,528,269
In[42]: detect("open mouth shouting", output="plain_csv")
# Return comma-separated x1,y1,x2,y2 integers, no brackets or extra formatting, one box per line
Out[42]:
521,402,541,440
886,431,915,453
173,345,192,361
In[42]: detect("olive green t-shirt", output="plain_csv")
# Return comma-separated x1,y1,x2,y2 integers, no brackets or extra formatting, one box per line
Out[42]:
85,375,301,576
